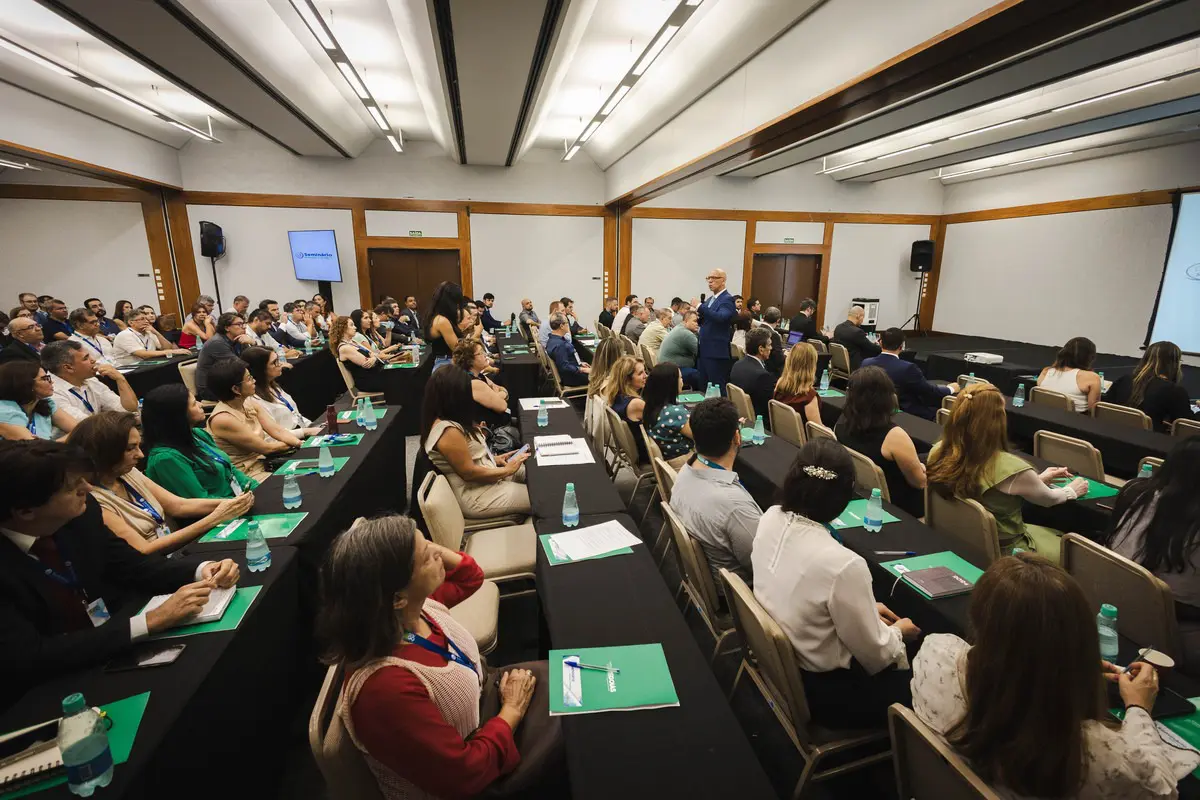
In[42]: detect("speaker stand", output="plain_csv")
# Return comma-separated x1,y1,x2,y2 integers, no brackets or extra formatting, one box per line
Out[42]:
898,274,925,334
210,257,223,310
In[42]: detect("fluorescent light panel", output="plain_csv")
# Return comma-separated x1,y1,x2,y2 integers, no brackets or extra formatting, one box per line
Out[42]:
1051,80,1166,113
0,37,75,77
368,106,389,131
336,62,369,99
633,25,678,76
941,166,993,178
0,159,29,169
685,0,703,5
580,121,601,142
1007,151,1074,166
564,144,581,161
387,135,402,152
602,85,631,116
822,159,866,174
93,86,157,116
167,120,212,141
290,0,336,50
948,118,1027,140
876,143,932,160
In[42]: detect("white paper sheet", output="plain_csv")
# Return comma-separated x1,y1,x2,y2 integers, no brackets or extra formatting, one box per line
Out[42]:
520,397,570,411
535,438,594,466
549,520,643,561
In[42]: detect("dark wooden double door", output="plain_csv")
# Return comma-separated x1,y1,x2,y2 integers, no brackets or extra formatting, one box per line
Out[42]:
367,248,462,318
749,254,820,322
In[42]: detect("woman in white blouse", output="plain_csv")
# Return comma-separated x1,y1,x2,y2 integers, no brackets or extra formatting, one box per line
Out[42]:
912,554,1198,799
751,438,919,728
240,346,318,438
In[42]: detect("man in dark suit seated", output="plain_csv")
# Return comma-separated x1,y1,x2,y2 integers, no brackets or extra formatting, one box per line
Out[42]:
0,440,241,709
788,298,832,346
761,307,786,376
0,316,45,365
728,327,778,422
862,327,959,421
545,314,590,386
833,305,882,371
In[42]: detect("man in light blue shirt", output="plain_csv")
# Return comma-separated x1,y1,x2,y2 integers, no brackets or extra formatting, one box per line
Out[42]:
538,300,570,350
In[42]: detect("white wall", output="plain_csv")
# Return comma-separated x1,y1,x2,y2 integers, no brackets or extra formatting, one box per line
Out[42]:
469,214,605,329
630,218,747,308
755,220,824,245
184,205,361,313
0,198,159,312
365,210,459,238
825,223,932,329
934,206,1173,356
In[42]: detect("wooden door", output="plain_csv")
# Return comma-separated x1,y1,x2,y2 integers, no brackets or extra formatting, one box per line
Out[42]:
750,253,820,321
367,249,462,318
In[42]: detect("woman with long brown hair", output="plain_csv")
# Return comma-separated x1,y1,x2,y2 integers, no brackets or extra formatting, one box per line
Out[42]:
926,382,1087,563
330,314,386,392
912,554,1197,797
773,342,823,429
1108,341,1197,432
1036,336,1101,413
602,355,649,462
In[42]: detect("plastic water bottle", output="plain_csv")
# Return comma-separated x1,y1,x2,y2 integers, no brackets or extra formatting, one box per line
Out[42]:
317,444,335,478
59,693,113,796
753,415,765,445
1014,383,1026,408
1098,603,1119,661
275,343,288,365
354,397,366,428
864,488,884,533
968,371,976,383
245,519,272,572
537,406,549,428
819,369,830,392
362,397,378,431
1098,371,1106,394
705,382,718,399
282,474,302,509
1139,462,1155,480
562,482,580,528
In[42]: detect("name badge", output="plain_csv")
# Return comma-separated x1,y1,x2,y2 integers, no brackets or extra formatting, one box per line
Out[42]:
86,598,111,628
230,478,244,497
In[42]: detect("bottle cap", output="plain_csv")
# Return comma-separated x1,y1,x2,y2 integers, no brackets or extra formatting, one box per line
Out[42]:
870,487,881,498
1100,603,1118,619
566,482,575,491
62,692,86,715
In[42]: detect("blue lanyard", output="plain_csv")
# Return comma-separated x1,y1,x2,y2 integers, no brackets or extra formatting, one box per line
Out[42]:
194,435,233,469
69,388,93,413
34,537,84,592
273,389,295,413
26,414,38,436
403,621,476,673
74,335,104,357
113,478,164,526
695,454,727,471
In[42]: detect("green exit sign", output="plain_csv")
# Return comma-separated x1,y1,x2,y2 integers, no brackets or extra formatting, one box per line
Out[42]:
409,230,423,237
783,237,795,244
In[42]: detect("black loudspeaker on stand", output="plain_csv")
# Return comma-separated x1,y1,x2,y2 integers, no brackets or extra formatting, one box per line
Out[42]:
899,240,935,333
199,221,226,309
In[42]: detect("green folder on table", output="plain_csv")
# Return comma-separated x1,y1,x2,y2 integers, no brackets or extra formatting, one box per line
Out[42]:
549,644,679,716
275,456,350,476
0,692,150,800
302,433,363,448
197,512,307,543
829,498,899,529
384,362,419,369
338,408,388,422
1053,477,1120,500
880,552,984,599
146,586,262,639
539,534,632,566
677,392,705,403
817,388,845,398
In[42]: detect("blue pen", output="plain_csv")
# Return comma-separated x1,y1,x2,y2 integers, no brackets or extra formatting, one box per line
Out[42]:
875,550,916,556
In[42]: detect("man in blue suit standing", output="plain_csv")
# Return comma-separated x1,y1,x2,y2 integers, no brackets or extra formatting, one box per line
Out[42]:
693,268,738,391
862,327,959,420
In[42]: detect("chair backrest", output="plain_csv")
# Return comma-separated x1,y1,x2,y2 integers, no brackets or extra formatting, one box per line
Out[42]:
846,446,891,503
604,405,642,468
957,374,978,387
1138,456,1164,475
936,407,950,427
619,335,637,356
808,340,828,355
639,425,664,464
942,394,957,410
334,357,383,401
597,323,611,340
1033,430,1105,481
726,383,755,424
662,502,724,626
308,664,386,800
924,487,1001,567
416,472,466,550
1173,418,1200,439
1029,385,1073,412
179,361,199,395
829,343,851,375
653,457,678,501
1061,533,1181,661
545,352,570,397
1094,401,1151,430
769,399,805,447
730,343,745,361
889,705,999,800
639,343,658,368
806,420,836,442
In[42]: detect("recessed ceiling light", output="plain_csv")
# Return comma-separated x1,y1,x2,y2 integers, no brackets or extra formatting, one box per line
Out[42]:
685,0,703,5
602,85,632,117
580,121,601,142
633,25,679,76
290,0,336,50
941,166,993,179
876,143,933,160
93,86,157,116
336,62,370,100
0,37,75,77
948,118,1027,140
822,159,866,174
564,144,581,161
1051,80,1167,113
167,120,213,141
1007,151,1074,167
368,106,389,132
0,159,29,169
387,134,402,152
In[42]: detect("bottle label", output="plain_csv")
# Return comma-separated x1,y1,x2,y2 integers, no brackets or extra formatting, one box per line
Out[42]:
66,746,113,784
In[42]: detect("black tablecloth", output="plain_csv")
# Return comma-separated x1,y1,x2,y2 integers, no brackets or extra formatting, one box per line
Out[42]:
924,351,1043,396
0,547,301,800
534,514,776,800
518,406,625,518
117,355,195,398
277,349,342,420
381,350,430,435
499,334,542,415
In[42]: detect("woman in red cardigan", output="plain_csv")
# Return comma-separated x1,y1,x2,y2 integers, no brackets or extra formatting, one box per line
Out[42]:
317,515,562,799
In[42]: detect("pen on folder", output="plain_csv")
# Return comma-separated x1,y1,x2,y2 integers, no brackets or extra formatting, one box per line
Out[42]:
875,551,916,556
566,662,620,674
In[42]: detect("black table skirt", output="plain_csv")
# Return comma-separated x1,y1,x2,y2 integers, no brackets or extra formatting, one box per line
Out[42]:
117,355,194,398
499,334,542,415
924,351,1043,396
277,349,343,420
0,547,301,800
382,354,430,435
534,514,776,800
518,406,625,519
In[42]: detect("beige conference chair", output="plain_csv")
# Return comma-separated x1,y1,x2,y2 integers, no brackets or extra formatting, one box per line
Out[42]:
941,394,957,410
936,407,950,427
846,447,890,502
806,420,837,442
769,399,805,447
604,405,658,514
1029,386,1074,412
308,665,386,800
1173,418,1200,439
334,358,386,405
726,383,755,425
178,360,215,412
546,354,589,403
1094,401,1152,431
808,340,828,355
720,568,890,798
730,342,746,361
829,343,852,384
662,502,736,662
888,705,999,800
1137,456,1164,476
647,453,680,567
924,487,1001,568
639,343,658,369
619,335,637,357
1033,430,1106,482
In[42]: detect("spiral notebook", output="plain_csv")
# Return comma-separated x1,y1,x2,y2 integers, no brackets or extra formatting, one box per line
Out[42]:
0,719,63,791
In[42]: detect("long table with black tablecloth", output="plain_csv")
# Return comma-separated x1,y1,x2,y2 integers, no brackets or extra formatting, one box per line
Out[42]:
379,347,430,435
0,547,301,800
498,333,542,414
517,405,624,518
276,348,343,420
117,354,195,398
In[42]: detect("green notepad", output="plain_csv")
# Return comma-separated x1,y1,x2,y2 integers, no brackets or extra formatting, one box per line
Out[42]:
676,392,705,403
0,692,151,800
275,456,350,476
539,534,632,566
1053,477,1121,500
146,585,262,639
549,644,679,716
384,362,419,369
302,433,363,448
197,512,308,543
830,498,900,529
880,551,984,598
337,408,388,422
504,347,530,354
817,388,845,398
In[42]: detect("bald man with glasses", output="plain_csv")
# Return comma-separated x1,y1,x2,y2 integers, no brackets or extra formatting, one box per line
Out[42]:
691,269,738,392
0,318,47,365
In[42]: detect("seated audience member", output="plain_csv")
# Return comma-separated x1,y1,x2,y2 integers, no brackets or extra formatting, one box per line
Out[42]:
0,316,46,364
373,304,404,348
638,308,673,355
0,361,76,441
229,296,249,318
246,309,299,360
317,516,562,798
537,301,567,350
620,303,650,344
926,383,1086,563
583,338,625,445
69,308,115,364
601,356,649,462
15,293,39,317
657,311,701,389
561,297,588,337
206,358,306,482
1109,341,1198,432
332,315,387,392
1036,336,1101,413
612,295,637,336
260,299,304,349
729,327,777,422
641,363,694,469
463,301,486,341
43,341,137,430
111,300,135,332
178,302,215,349
670,397,763,584
517,298,540,330
731,315,752,353
194,312,252,401
0,439,242,707
862,327,956,420
283,302,317,346
833,366,927,518
773,342,824,430
69,412,253,554
545,314,590,387
645,297,657,314
422,367,531,520
453,337,519,453
745,297,763,321
670,298,686,328
480,293,504,333
760,308,785,375
85,298,120,337
142,384,260,498
394,296,420,341
310,294,331,334
41,300,73,343
1105,438,1200,667
753,439,918,727
350,309,401,360
136,306,176,344
912,553,1197,797
110,309,189,368
790,296,828,340
733,295,744,314
241,346,321,438
833,305,881,370
598,297,619,330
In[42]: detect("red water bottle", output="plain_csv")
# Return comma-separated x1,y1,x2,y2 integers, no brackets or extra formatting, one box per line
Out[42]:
325,404,339,434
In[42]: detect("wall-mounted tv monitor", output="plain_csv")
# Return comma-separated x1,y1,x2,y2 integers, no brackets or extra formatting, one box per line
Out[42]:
288,229,343,282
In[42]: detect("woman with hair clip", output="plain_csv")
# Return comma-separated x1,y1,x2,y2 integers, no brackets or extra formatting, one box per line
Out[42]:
330,315,387,392
1106,437,1200,669
773,342,824,429
1037,336,1102,413
912,553,1198,798
752,438,919,727
240,346,322,438
583,337,625,445
1108,341,1198,432
926,382,1088,563
424,281,468,372
641,362,694,469
601,355,649,463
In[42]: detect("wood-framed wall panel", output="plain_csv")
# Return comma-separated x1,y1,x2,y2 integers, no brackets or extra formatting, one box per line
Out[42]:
919,218,946,332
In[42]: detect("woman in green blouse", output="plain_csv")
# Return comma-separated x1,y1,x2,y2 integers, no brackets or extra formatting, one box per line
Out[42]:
141,383,259,499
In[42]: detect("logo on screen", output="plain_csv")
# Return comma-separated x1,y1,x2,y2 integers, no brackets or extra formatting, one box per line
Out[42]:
1187,263,1200,281
294,250,334,260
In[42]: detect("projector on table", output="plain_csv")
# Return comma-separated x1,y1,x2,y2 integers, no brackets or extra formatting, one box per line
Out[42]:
964,352,1004,364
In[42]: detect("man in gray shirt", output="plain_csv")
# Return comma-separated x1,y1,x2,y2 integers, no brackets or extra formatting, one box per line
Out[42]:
669,397,763,585
620,303,650,343
194,312,253,400
658,311,701,388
